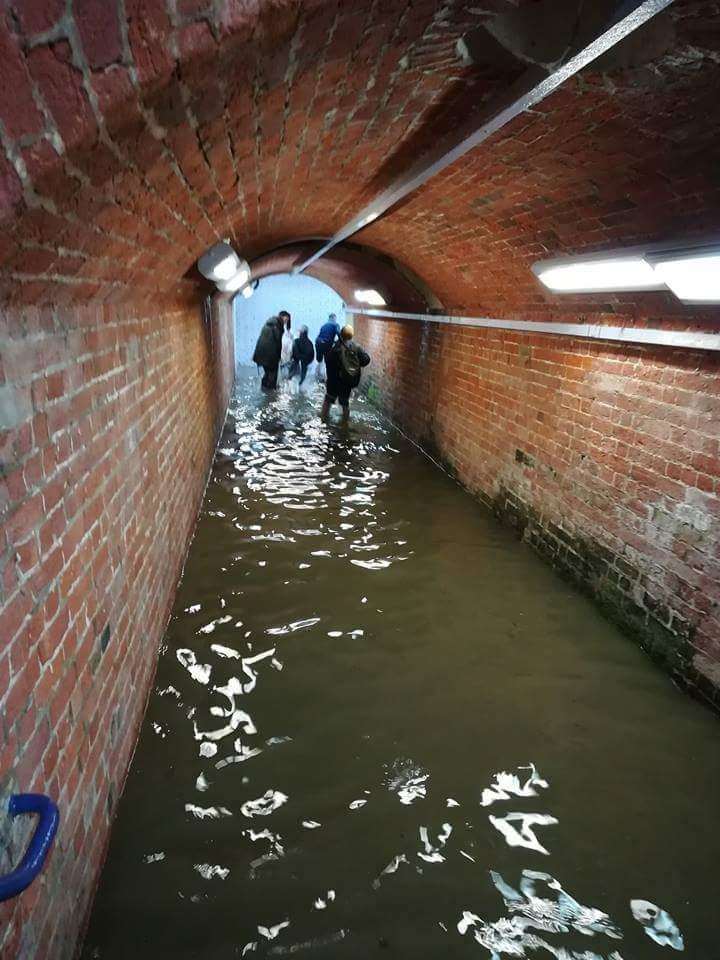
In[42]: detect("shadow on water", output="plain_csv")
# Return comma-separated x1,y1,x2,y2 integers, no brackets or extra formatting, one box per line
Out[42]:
82,371,719,959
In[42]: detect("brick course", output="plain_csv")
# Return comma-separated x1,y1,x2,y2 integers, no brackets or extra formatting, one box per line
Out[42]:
0,294,233,958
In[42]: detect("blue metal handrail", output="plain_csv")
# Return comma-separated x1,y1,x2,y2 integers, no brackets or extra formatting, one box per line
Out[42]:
0,794,59,902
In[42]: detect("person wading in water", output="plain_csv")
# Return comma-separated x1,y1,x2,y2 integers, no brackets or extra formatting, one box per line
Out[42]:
252,315,284,389
279,311,293,379
288,325,314,385
321,324,370,425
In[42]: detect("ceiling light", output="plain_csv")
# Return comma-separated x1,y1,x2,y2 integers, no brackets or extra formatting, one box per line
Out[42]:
650,251,720,303
197,242,241,282
213,255,240,281
534,257,658,293
217,265,251,293
354,288,387,306
359,212,379,227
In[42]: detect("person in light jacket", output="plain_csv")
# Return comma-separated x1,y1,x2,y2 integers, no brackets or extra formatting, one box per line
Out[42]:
279,311,293,377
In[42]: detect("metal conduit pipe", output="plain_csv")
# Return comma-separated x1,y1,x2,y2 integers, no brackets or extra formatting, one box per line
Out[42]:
345,308,720,353
294,0,675,276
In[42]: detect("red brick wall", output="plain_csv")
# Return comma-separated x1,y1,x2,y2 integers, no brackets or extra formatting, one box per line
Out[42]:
356,313,720,707
0,293,234,958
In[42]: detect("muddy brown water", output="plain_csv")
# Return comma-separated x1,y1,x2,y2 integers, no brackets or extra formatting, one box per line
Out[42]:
82,374,719,959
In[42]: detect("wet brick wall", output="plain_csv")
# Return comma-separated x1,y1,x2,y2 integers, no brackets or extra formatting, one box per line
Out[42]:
356,313,720,709
0,294,234,958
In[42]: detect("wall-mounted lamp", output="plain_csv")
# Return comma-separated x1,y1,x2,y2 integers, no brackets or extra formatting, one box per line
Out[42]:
239,280,259,300
197,241,252,295
534,257,659,293
217,265,251,293
198,242,239,282
354,288,387,306
533,242,720,303
647,250,720,303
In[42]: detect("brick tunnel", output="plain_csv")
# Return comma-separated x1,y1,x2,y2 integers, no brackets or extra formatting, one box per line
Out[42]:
1,0,719,956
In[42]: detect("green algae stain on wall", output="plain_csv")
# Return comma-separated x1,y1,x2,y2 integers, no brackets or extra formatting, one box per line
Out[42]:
366,381,381,405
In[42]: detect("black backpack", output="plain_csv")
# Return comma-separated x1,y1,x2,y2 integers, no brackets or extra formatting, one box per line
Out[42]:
336,340,361,386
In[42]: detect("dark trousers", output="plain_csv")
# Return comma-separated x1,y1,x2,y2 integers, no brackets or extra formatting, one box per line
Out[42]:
261,363,279,389
316,340,332,364
325,377,351,408
288,360,310,384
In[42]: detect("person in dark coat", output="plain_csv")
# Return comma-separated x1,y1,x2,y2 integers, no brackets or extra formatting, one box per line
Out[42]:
321,324,370,425
253,316,283,389
315,313,341,364
288,325,314,385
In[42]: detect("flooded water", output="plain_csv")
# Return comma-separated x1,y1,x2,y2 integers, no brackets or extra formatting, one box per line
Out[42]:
82,373,719,959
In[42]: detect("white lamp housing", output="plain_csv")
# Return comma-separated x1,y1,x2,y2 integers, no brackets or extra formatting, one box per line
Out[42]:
354,288,387,306
650,251,720,303
240,283,255,299
197,242,242,283
533,242,720,303
533,257,659,293
216,264,251,293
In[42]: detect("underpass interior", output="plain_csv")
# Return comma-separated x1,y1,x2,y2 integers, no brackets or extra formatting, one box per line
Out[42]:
233,274,345,367
0,1,719,957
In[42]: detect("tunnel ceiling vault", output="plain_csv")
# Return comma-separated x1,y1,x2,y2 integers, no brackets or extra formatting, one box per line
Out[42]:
0,0,719,324
249,241,440,314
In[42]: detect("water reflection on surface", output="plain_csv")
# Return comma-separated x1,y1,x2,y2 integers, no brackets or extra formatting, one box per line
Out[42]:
83,375,718,958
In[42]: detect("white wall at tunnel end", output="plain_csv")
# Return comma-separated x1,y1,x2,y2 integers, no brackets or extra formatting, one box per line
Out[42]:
234,273,346,366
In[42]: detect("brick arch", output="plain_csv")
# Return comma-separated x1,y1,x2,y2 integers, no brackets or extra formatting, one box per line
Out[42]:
247,241,438,312
2,1,719,320
1,0,522,308
1,1,719,321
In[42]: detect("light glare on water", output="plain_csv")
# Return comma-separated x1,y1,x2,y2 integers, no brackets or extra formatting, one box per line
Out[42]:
82,375,719,959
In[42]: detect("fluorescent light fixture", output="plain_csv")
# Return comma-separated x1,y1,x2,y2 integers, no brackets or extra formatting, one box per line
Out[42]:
359,212,379,227
651,251,720,303
354,288,386,306
217,265,250,293
535,257,658,293
534,242,720,302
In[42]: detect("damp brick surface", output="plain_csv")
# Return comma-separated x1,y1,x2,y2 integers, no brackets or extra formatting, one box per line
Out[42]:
0,295,234,958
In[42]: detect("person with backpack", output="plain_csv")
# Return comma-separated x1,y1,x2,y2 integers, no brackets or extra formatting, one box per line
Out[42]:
252,315,284,389
288,325,314,385
320,324,370,425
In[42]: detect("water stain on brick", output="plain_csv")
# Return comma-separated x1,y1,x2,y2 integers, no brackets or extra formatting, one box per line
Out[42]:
514,448,534,467
489,482,711,704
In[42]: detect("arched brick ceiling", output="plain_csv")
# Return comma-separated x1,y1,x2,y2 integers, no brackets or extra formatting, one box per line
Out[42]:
1,0,719,324
249,241,436,312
